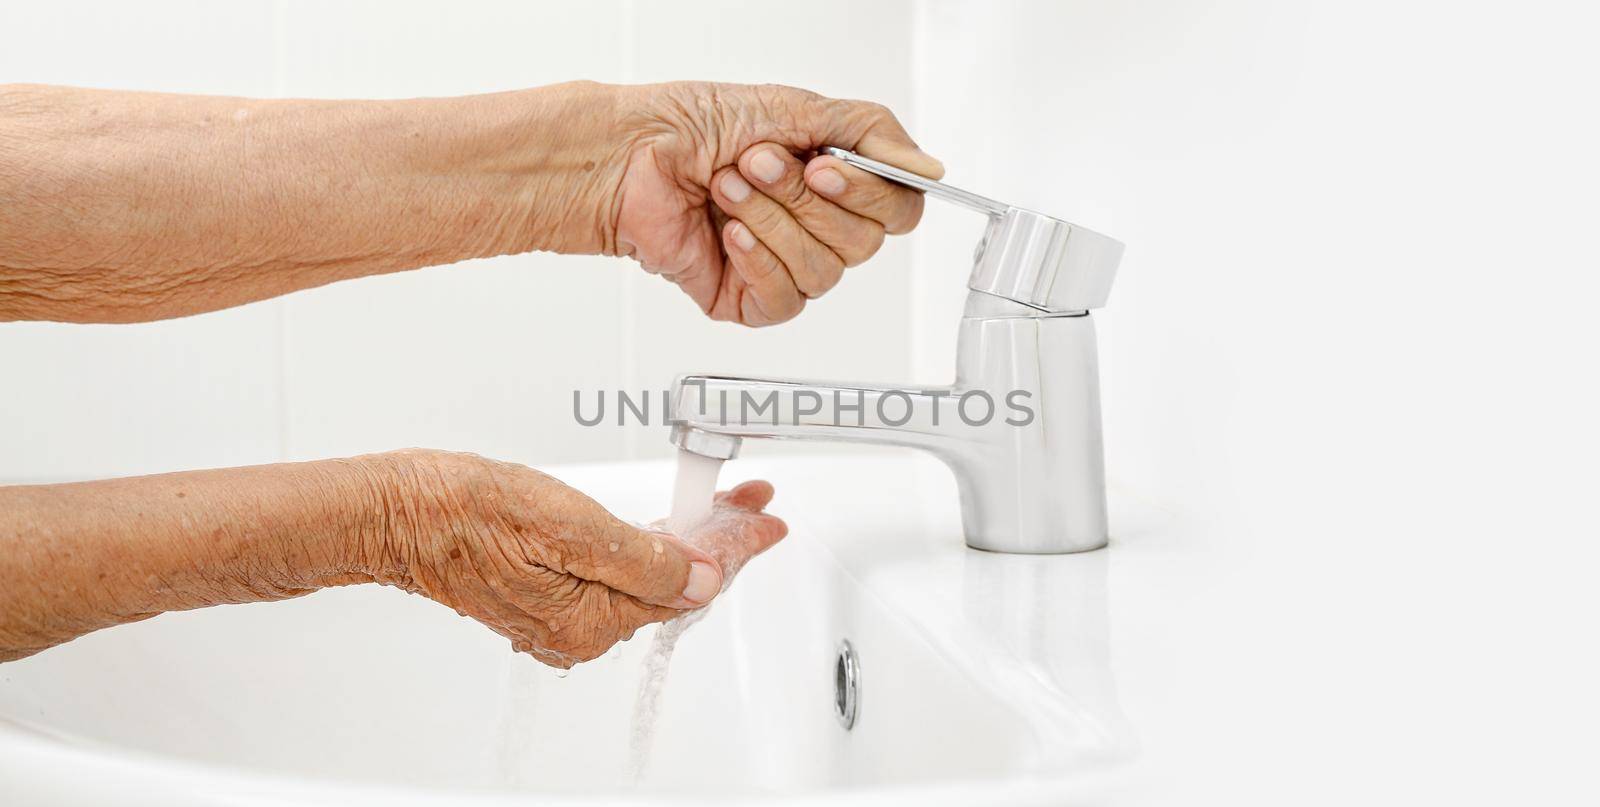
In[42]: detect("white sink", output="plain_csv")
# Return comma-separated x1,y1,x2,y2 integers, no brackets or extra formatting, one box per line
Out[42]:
0,454,1139,805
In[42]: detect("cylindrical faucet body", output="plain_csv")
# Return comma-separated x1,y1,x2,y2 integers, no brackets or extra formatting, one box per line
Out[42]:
950,309,1107,553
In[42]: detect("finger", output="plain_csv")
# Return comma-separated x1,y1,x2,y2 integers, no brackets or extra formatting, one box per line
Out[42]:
499,627,580,670
687,509,789,576
605,588,688,638
804,154,927,235
722,220,805,326
473,600,583,669
715,479,776,512
731,512,787,558
558,585,683,662
508,638,578,670
738,143,885,267
497,577,682,667
547,494,724,609
710,166,844,298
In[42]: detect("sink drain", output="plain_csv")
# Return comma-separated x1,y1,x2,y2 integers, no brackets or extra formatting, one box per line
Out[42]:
834,640,860,730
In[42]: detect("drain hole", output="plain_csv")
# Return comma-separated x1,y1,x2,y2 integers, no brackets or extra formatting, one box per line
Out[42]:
834,640,859,730
834,656,847,713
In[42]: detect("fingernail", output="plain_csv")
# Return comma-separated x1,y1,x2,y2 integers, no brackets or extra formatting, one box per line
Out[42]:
809,167,847,195
729,222,757,251
683,561,720,604
721,172,752,203
749,149,785,183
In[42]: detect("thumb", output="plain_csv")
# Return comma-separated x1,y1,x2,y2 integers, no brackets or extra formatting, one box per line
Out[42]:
684,480,789,578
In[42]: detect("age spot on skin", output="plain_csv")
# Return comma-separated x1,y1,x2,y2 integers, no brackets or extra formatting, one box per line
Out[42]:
449,548,463,560
175,491,186,498
609,542,620,552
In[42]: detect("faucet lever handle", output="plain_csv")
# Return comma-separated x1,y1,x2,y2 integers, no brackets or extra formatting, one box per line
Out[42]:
819,146,1007,217
819,147,1123,313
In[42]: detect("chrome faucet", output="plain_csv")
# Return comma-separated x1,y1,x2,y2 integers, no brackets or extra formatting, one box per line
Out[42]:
669,148,1123,554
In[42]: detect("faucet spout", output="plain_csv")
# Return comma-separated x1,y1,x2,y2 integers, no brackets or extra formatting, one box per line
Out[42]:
671,377,976,456
670,299,1109,554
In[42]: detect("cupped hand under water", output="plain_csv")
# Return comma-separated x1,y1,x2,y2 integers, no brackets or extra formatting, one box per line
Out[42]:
353,450,786,668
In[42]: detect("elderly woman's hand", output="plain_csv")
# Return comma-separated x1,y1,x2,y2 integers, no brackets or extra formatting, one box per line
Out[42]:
1,81,935,326
600,82,942,326
353,450,785,667
0,449,784,665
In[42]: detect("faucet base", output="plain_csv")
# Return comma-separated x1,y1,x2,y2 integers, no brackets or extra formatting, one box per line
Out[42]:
965,535,1109,555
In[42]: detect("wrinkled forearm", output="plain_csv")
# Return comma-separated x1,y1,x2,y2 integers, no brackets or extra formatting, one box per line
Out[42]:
0,82,627,323
0,456,398,661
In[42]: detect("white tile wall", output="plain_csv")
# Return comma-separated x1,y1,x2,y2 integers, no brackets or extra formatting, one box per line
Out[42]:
0,0,919,481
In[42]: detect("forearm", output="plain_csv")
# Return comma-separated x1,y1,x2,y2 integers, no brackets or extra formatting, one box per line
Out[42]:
0,457,394,661
0,82,625,322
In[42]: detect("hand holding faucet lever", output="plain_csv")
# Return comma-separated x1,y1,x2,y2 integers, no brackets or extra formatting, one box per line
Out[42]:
671,149,1124,554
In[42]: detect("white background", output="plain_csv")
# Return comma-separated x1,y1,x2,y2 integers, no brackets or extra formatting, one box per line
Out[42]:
5,1,1600,801
3,2,1597,532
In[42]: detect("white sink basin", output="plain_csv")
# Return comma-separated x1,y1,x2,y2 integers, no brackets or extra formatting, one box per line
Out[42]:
0,454,1138,805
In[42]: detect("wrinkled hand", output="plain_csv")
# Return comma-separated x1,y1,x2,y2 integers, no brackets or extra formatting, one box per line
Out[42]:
358,450,785,668
610,82,943,326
